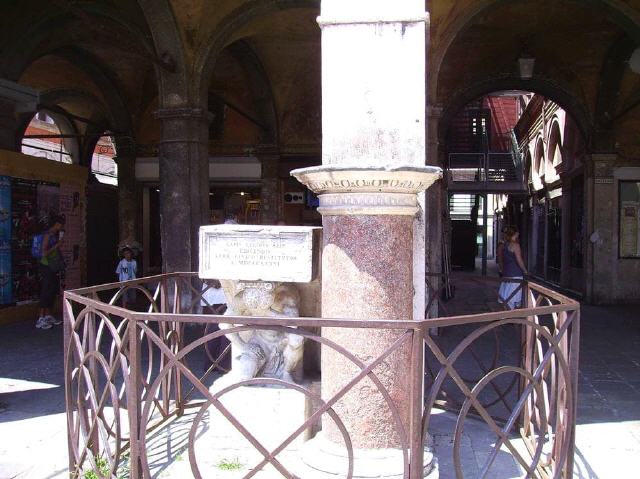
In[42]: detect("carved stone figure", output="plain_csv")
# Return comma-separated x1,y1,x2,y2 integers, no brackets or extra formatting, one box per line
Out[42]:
217,280,304,384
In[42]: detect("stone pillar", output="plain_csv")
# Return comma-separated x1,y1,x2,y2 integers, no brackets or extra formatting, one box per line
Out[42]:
558,169,572,289
425,106,444,318
114,153,138,247
585,154,616,303
259,152,280,224
294,167,440,477
292,2,438,475
317,0,429,322
154,108,210,272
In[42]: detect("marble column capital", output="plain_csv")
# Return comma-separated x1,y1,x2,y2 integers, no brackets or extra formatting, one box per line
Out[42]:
292,165,441,216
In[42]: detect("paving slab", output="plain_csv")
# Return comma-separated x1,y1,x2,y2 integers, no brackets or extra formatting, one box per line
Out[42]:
1,272,638,478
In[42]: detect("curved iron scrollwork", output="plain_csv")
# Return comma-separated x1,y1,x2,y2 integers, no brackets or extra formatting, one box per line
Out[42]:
64,273,579,479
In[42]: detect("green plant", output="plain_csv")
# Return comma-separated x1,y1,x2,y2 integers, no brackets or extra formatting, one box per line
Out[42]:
83,454,110,479
216,457,243,471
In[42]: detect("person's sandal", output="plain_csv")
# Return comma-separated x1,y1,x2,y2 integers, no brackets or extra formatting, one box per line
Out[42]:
45,315,62,325
36,317,52,329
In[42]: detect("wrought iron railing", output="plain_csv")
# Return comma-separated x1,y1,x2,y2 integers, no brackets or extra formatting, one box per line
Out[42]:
447,152,524,188
64,273,579,478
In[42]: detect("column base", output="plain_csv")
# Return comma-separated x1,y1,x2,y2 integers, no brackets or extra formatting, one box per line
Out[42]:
299,432,438,478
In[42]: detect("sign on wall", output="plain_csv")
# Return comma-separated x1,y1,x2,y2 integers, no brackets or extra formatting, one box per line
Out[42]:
620,181,640,258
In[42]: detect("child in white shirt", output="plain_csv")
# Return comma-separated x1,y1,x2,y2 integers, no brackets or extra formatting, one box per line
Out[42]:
115,247,137,308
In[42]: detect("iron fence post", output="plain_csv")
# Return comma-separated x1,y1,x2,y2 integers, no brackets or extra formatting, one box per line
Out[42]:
566,308,580,478
409,326,425,479
63,295,75,479
174,278,183,412
127,316,143,478
520,280,533,431
87,294,100,459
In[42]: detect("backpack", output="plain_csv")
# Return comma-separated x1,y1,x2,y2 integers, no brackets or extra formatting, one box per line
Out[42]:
31,233,44,258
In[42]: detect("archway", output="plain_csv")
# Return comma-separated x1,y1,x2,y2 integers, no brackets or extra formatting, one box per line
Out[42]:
90,134,117,185
430,0,640,103
20,110,78,164
444,90,587,293
193,0,319,107
438,78,591,148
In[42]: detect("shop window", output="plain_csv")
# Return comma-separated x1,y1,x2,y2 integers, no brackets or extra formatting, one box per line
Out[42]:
91,135,118,185
21,112,73,163
619,181,640,258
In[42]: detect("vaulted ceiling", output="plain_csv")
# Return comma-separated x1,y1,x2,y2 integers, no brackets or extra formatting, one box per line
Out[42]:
2,0,640,163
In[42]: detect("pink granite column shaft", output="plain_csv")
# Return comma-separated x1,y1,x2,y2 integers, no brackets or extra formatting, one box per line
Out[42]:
321,214,414,449
292,166,442,475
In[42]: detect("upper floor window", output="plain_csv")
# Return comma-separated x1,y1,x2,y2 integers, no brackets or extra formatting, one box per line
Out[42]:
21,111,73,164
91,135,118,185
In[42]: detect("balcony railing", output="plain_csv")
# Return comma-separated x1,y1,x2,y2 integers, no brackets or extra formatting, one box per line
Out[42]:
448,152,525,192
64,273,579,478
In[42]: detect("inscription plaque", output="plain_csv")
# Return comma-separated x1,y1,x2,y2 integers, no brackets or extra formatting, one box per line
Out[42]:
199,224,320,282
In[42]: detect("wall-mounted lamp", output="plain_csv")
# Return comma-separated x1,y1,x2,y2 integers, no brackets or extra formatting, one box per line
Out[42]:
518,51,536,80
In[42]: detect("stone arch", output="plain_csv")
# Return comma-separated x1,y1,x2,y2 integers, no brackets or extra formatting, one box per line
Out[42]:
593,34,636,150
522,148,533,184
431,0,640,102
438,77,591,148
534,136,545,186
547,119,563,168
17,44,135,166
48,48,133,135
0,4,157,83
17,88,113,166
192,0,319,108
226,40,279,145
136,0,190,107
20,107,80,164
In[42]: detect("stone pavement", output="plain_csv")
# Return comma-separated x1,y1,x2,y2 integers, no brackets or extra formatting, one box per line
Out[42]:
0,276,638,478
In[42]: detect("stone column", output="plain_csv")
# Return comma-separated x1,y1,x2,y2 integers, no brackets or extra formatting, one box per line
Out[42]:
294,167,440,477
317,0,429,322
154,108,210,272
292,3,439,476
425,106,444,318
259,151,280,224
558,168,572,289
114,153,138,247
585,154,616,303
